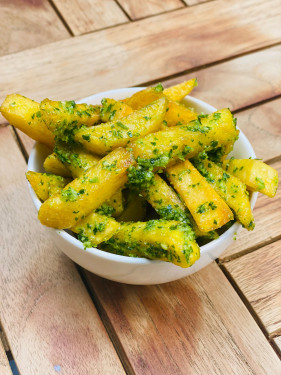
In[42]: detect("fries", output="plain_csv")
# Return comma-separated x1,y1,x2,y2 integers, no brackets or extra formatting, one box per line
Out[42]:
1,79,278,268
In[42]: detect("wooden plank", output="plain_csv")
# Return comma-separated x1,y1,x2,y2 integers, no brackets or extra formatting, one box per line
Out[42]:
220,159,281,261
0,0,280,108
224,239,281,336
53,0,128,36
84,262,281,375
163,45,281,112
14,46,281,155
0,340,12,375
0,0,70,56
117,0,184,20
273,336,281,355
235,98,281,161
0,126,125,375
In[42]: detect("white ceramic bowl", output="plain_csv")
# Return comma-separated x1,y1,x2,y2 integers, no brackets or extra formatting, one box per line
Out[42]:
27,88,257,285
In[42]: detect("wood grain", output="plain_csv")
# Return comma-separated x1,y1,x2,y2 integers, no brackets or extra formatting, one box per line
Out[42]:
224,239,281,336
84,262,281,375
0,126,125,375
0,0,70,56
273,336,281,355
117,0,184,20
219,160,281,261
0,340,12,375
53,0,128,35
14,46,281,155
0,0,280,109
0,322,9,352
163,44,281,112
184,0,212,5
235,98,281,161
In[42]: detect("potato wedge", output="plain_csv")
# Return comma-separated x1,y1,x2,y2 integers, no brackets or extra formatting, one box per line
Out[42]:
140,173,216,238
223,159,279,198
163,78,198,102
0,94,55,149
167,160,233,232
131,108,239,168
38,147,135,228
123,85,164,110
194,159,254,230
164,101,197,127
43,153,72,177
54,143,101,178
72,211,120,248
26,171,71,201
40,99,100,143
103,220,200,268
74,97,168,155
100,98,133,122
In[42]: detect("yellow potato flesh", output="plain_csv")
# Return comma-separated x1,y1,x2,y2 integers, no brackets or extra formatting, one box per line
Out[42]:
43,153,72,177
40,99,100,133
72,212,120,247
74,97,168,155
132,108,239,168
223,159,279,198
26,171,71,202
195,159,254,230
38,148,135,229
167,160,233,232
163,78,197,102
0,94,54,149
105,220,200,268
100,98,133,122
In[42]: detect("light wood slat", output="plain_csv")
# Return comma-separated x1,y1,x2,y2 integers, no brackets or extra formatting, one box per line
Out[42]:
220,159,281,261
0,340,12,375
52,0,128,36
163,45,281,112
184,0,211,5
14,129,36,157
235,98,281,161
0,126,125,375
0,0,280,109
84,262,281,375
117,0,184,20
0,0,70,56
14,46,281,156
224,239,281,336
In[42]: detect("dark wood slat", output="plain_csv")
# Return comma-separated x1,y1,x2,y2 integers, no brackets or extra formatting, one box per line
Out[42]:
84,262,281,374
0,0,70,56
0,0,280,108
224,239,281,337
0,126,125,375
220,160,281,261
117,0,184,20
52,0,128,36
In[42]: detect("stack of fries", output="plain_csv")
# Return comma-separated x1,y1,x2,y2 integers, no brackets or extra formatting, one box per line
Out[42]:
1,80,278,268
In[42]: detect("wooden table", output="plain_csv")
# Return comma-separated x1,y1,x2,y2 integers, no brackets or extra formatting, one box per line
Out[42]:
1,1,281,374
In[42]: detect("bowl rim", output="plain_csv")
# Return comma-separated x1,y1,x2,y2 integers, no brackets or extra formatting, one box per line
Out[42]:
27,87,258,266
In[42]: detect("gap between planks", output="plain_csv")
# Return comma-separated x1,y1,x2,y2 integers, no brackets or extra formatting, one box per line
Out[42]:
48,0,75,36
77,266,135,375
140,41,281,89
218,262,281,359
